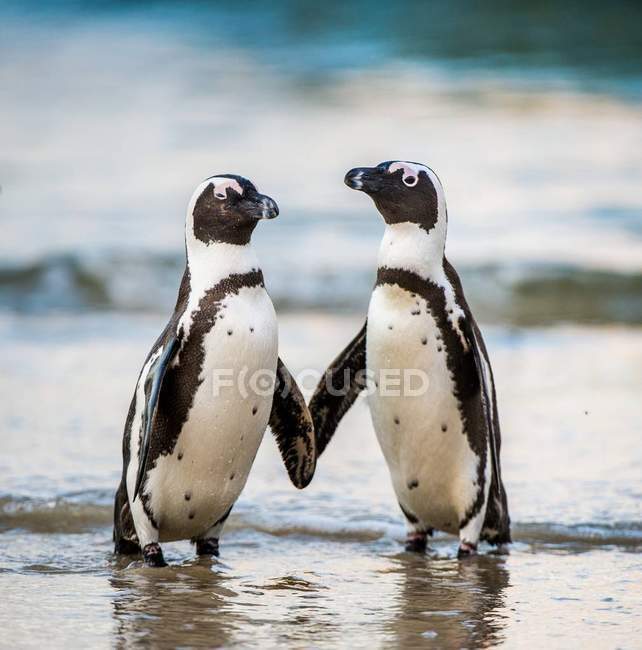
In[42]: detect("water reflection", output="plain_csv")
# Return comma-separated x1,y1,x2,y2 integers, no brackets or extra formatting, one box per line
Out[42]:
384,552,510,648
109,553,336,648
108,546,510,649
110,558,240,648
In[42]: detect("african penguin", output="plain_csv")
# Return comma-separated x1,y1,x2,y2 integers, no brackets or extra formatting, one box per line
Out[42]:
309,161,510,557
113,174,316,567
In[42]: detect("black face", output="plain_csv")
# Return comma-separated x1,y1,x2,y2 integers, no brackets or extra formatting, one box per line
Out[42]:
192,174,279,246
344,161,439,233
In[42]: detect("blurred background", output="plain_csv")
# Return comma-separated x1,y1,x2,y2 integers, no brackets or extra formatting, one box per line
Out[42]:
1,0,642,321
1,2,641,648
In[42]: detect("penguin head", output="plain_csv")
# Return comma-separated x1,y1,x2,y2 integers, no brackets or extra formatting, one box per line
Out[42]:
187,175,279,246
344,161,446,232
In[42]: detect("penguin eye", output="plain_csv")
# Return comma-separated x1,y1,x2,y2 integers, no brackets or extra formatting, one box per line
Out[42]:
403,175,418,187
214,190,227,200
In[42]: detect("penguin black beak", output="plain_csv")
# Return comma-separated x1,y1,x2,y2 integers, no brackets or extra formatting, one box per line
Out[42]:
344,167,383,194
253,194,279,220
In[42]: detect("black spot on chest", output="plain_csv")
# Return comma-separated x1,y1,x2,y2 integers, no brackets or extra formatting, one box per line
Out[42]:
375,266,488,476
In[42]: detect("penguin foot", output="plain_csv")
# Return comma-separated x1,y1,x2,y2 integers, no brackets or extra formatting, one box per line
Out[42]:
114,538,141,556
405,532,428,553
143,542,167,567
195,538,220,557
488,543,510,556
457,542,478,559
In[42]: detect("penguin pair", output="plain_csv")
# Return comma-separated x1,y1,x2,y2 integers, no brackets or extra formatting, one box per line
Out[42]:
114,163,510,567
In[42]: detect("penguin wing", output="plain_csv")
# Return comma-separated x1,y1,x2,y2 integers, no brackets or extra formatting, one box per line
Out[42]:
461,319,502,495
308,321,367,456
133,334,180,502
269,358,316,488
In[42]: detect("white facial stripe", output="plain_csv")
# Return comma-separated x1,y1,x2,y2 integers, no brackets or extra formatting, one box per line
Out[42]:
188,177,244,209
388,161,448,220
388,161,426,186
352,170,364,190
212,178,244,200
186,177,244,224
422,166,447,220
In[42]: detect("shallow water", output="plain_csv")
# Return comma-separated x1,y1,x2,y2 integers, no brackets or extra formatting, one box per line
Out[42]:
1,313,641,648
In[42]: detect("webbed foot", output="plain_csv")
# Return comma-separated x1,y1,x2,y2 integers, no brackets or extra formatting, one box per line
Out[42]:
143,542,167,567
457,541,478,559
405,532,428,553
195,538,220,557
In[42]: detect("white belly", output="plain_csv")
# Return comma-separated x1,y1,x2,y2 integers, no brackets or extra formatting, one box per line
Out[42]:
366,284,480,534
148,286,278,542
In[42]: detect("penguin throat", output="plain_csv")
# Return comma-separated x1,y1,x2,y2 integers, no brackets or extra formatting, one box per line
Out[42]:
186,237,260,288
378,221,447,278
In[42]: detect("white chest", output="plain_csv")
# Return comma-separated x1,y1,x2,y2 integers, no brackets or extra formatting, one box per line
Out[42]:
366,284,480,532
149,286,278,541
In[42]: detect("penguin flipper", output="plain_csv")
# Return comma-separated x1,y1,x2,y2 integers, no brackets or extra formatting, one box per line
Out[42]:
269,358,316,488
309,321,367,456
461,320,502,496
133,334,180,502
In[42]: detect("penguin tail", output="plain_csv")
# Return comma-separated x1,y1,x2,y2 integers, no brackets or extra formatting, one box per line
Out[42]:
481,478,511,546
481,526,512,546
113,479,141,555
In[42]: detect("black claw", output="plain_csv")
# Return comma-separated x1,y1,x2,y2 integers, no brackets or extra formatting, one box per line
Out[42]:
405,534,428,553
196,538,220,557
457,542,478,559
143,542,167,567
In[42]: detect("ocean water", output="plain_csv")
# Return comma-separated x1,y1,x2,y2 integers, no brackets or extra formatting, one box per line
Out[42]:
2,3,642,324
1,2,641,648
